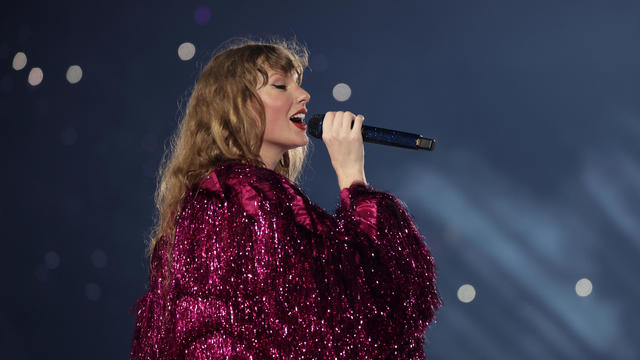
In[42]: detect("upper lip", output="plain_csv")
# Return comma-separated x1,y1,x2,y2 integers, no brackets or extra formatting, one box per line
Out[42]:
291,109,307,117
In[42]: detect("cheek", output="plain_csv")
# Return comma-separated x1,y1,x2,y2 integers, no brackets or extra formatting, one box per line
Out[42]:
263,98,287,118
262,98,289,126
261,102,281,138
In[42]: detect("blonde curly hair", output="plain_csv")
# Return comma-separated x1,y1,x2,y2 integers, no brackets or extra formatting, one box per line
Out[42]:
146,38,310,276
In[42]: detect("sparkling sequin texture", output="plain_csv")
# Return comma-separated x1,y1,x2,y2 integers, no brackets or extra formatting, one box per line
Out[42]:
131,161,440,359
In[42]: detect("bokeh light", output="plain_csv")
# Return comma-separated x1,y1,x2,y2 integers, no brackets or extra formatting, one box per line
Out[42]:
332,83,351,102
91,249,108,268
85,282,102,301
457,284,476,303
44,250,60,269
12,51,27,70
66,65,83,84
575,278,593,297
194,6,211,25
178,42,196,61
28,67,43,86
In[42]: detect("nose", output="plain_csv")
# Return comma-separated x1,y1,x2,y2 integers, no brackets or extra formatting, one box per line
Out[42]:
297,87,310,104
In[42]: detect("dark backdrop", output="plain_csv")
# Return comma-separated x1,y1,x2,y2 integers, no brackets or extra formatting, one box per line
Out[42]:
2,0,639,359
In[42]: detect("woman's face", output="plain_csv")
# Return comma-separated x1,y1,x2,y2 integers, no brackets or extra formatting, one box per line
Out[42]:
256,69,311,159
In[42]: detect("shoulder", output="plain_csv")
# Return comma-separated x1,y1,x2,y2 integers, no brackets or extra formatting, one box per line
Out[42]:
197,161,301,207
195,161,325,233
198,161,282,191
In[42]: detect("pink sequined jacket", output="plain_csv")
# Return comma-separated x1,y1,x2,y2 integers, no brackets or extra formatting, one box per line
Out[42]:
131,161,440,359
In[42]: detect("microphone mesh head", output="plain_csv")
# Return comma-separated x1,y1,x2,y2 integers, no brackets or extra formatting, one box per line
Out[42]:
306,114,324,138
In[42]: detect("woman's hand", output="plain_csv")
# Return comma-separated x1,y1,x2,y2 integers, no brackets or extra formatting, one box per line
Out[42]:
321,111,367,190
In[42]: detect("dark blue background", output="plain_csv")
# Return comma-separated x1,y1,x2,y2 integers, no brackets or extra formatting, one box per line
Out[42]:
2,0,639,358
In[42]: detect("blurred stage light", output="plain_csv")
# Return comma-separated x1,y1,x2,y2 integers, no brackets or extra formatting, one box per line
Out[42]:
91,249,108,268
66,65,83,84
457,284,476,303
44,250,60,269
332,82,351,102
178,42,196,61
85,282,102,301
194,6,211,25
28,67,43,86
12,52,27,70
575,278,593,297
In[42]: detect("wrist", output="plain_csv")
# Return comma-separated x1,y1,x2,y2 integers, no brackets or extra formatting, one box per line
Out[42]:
337,171,367,190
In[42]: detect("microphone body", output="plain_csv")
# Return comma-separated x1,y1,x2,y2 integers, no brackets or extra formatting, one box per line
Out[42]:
306,114,436,151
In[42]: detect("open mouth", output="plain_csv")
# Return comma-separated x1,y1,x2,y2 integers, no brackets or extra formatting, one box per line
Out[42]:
289,113,305,124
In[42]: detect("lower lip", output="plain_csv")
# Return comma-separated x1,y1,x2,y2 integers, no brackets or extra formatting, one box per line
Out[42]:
292,121,306,131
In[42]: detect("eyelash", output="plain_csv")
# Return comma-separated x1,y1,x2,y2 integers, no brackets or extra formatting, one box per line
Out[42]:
273,84,287,90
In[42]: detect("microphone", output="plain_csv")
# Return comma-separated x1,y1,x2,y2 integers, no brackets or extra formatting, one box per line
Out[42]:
306,114,436,151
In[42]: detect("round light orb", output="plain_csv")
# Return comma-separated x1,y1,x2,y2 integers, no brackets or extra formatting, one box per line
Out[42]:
85,282,102,301
575,278,593,297
178,42,196,61
332,83,351,102
44,251,60,269
194,6,211,25
457,284,476,303
91,249,108,268
12,52,27,70
66,65,83,84
28,67,43,86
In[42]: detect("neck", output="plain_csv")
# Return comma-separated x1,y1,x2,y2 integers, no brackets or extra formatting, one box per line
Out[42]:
259,144,285,170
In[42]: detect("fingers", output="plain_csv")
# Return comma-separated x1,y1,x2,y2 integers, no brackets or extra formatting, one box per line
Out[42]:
320,111,367,189
321,111,364,139
332,111,344,133
340,111,354,132
352,114,365,134
321,112,335,140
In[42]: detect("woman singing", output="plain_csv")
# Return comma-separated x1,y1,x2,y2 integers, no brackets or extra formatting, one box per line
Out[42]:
130,39,440,359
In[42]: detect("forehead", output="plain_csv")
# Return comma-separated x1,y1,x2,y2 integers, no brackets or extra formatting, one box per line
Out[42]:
268,69,299,82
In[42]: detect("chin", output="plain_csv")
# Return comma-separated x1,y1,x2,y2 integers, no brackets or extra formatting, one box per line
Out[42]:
293,135,309,147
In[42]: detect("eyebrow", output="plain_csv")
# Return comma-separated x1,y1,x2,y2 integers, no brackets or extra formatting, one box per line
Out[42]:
269,71,298,83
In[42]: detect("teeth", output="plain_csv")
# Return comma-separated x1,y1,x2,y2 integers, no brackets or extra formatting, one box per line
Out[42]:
289,113,305,123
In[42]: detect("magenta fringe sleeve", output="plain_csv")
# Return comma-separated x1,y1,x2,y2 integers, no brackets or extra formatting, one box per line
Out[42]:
130,161,440,360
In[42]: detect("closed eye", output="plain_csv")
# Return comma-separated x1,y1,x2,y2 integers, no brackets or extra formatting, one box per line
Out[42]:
273,84,287,90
